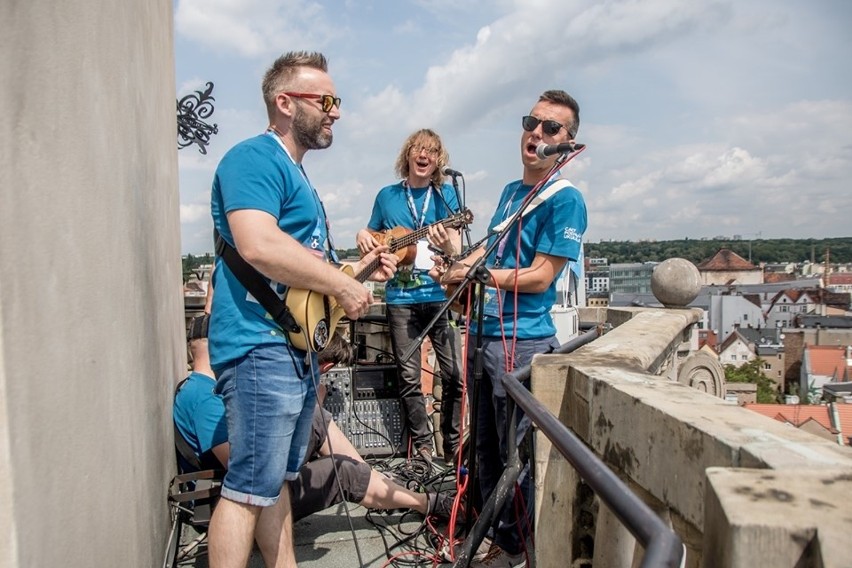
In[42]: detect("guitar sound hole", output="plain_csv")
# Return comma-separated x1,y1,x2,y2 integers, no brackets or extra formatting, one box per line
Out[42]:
314,320,330,350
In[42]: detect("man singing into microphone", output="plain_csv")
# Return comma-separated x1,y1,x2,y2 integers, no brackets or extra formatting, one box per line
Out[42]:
356,129,465,468
434,90,586,567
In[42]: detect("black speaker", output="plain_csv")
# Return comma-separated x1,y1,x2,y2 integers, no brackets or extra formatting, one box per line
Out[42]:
322,364,406,457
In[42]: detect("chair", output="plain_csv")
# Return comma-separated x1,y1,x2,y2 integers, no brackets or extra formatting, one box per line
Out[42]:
163,468,222,567
163,376,224,567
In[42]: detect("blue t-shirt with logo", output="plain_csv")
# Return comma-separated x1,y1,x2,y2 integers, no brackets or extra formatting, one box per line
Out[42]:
209,133,331,369
173,372,228,461
367,182,460,305
475,178,587,339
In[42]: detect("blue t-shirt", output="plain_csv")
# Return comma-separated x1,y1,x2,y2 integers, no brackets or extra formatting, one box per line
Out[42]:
475,178,587,339
367,182,460,304
173,372,228,460
209,133,331,369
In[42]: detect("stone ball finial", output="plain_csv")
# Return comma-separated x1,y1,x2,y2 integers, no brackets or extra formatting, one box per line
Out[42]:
651,258,701,308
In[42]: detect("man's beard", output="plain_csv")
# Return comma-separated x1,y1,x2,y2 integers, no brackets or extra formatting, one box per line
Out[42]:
292,106,333,150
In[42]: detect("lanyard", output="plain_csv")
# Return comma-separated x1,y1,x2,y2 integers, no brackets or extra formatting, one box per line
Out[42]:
404,183,433,229
265,130,338,261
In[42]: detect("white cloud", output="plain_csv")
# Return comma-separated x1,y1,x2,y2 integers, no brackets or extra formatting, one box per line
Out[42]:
175,0,852,251
175,0,334,58
180,203,209,224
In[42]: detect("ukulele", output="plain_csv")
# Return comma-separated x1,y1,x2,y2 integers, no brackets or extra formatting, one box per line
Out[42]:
366,208,474,264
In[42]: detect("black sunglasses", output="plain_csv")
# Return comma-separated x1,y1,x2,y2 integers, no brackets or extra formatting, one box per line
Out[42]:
522,115,566,137
283,92,342,113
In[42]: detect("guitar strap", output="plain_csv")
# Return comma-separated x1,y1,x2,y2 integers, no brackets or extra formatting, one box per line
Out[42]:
214,231,301,334
491,178,574,233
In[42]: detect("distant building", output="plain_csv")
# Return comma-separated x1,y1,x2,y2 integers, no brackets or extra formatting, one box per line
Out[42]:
726,382,757,405
698,328,718,352
800,345,852,403
718,329,756,368
763,272,796,284
827,273,852,298
586,269,610,294
737,326,785,395
608,262,658,295
765,289,817,329
697,249,763,285
707,294,765,343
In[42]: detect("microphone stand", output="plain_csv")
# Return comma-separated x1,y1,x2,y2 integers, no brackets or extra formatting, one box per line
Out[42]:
398,146,583,536
449,173,473,251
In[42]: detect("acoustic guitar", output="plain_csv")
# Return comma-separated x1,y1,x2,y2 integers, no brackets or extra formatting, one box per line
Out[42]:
283,209,474,352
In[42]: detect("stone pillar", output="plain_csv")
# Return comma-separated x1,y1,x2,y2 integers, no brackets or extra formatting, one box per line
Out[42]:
703,467,852,568
533,356,584,568
592,501,636,567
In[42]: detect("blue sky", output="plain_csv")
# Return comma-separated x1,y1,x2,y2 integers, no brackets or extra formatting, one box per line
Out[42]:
175,0,852,255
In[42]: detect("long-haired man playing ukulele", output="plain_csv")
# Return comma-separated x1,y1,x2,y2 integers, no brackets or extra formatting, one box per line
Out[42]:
356,129,465,467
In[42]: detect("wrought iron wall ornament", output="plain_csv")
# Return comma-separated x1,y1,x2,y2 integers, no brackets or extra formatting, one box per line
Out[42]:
177,81,219,154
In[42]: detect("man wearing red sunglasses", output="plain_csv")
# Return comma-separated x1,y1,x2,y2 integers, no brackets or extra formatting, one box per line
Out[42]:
206,51,397,568
434,90,587,568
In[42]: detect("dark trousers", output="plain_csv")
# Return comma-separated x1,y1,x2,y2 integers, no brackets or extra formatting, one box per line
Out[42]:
386,302,463,458
468,335,559,555
290,406,371,521
290,455,371,522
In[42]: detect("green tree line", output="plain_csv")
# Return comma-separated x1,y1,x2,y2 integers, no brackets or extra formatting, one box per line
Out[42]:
584,237,852,265
184,236,852,273
182,253,214,283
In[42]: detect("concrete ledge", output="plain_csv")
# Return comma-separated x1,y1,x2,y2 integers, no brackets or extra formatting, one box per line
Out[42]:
533,308,852,549
704,468,852,568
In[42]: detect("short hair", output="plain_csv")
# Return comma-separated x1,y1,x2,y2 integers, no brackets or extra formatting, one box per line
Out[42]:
539,90,581,139
394,129,449,188
186,313,209,341
261,51,329,119
317,332,355,368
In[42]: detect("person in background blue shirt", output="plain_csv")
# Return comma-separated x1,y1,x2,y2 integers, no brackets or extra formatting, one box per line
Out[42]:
174,315,454,525
433,90,587,568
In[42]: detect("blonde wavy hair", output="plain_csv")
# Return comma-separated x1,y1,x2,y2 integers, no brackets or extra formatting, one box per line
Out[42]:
394,129,449,188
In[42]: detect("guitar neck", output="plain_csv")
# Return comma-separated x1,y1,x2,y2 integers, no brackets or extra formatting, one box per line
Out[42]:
391,216,460,251
354,258,379,284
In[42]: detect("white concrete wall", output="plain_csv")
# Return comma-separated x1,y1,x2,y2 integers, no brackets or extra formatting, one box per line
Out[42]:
0,1,182,566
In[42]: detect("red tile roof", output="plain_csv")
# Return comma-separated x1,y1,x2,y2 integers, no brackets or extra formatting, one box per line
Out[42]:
828,273,852,285
805,345,852,379
764,272,795,284
745,403,852,444
697,249,758,271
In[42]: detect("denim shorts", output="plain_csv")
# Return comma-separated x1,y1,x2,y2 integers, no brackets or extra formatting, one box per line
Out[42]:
214,344,317,506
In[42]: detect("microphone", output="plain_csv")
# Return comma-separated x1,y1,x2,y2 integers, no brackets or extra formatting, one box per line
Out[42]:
442,166,464,178
535,142,584,159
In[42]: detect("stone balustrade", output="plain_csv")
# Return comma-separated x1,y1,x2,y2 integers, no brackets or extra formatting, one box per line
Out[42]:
531,306,852,568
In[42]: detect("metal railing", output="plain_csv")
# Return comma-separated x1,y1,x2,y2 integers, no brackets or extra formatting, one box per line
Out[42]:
454,327,684,567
